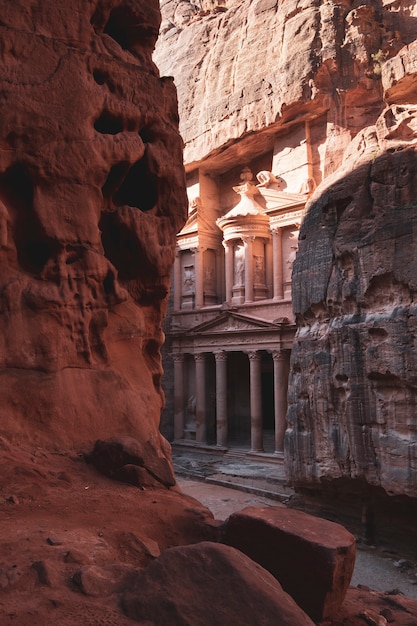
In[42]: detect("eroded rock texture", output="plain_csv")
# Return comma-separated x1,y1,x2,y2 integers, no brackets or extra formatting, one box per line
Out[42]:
0,0,187,469
288,42,417,498
155,0,415,175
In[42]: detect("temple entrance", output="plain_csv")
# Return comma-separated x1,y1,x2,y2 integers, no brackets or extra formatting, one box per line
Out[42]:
227,351,251,448
261,351,275,453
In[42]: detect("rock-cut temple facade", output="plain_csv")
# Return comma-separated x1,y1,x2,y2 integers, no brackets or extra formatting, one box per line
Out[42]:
164,155,311,456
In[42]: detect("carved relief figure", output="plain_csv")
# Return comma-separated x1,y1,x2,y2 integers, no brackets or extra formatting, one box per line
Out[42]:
287,230,300,270
234,245,245,286
204,264,215,289
254,255,264,283
183,265,195,293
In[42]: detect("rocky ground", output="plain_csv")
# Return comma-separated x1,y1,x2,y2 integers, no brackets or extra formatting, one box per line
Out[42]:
178,477,417,601
2,439,417,625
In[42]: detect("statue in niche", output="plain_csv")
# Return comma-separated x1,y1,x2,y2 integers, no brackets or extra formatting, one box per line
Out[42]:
287,246,298,269
287,230,300,270
183,265,195,293
235,258,245,285
256,170,287,191
254,255,264,283
204,264,215,289
185,395,197,431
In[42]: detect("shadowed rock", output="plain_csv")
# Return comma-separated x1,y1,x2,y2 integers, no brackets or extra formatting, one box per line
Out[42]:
223,506,356,622
121,541,315,626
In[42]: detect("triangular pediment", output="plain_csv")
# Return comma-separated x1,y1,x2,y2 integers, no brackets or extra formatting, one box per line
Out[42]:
188,311,288,335
179,208,198,236
258,187,307,212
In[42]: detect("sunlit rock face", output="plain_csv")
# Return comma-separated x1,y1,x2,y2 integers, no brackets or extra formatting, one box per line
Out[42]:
156,0,416,175
0,0,187,466
288,41,417,498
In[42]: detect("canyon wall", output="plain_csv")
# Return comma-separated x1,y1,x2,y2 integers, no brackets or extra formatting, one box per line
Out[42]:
287,44,417,498
0,0,187,474
156,1,417,496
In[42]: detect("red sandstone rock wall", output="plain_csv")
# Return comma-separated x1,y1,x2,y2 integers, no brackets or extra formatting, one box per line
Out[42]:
0,0,187,459
155,0,415,175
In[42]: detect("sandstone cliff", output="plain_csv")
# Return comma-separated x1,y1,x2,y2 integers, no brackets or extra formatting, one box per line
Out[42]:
288,43,417,498
156,1,417,498
155,0,415,178
0,0,187,482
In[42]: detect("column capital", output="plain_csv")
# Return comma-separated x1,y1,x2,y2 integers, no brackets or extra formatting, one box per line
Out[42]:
242,234,255,245
172,353,185,363
270,225,283,236
194,353,206,362
214,350,227,362
190,245,207,254
247,350,261,361
271,349,285,362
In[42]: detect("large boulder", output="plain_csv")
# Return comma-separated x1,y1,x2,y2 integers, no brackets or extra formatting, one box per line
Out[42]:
0,0,187,465
223,506,356,622
121,541,315,625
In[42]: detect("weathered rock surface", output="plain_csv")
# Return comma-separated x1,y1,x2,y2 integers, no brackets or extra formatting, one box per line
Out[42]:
223,506,356,622
287,42,417,498
121,540,315,625
155,0,416,173
88,436,176,487
0,0,187,466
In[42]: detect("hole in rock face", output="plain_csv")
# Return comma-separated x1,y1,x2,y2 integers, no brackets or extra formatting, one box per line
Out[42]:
93,69,106,85
114,158,157,211
103,270,115,295
139,127,156,144
102,156,158,212
102,162,130,199
368,328,388,339
94,111,124,135
92,69,116,93
100,212,156,282
0,164,59,274
103,6,151,52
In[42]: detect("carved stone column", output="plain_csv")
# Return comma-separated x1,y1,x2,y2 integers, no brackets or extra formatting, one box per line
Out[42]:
243,235,254,303
194,353,206,443
192,246,204,308
173,247,181,311
265,239,273,298
248,351,263,452
173,353,185,440
272,350,289,453
215,351,228,447
223,240,233,303
272,226,284,300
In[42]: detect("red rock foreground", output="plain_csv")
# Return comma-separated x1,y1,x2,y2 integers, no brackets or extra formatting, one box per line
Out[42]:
1,439,417,625
223,506,356,622
121,541,314,626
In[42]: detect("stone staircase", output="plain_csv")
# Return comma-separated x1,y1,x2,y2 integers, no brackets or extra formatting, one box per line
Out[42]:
172,444,293,503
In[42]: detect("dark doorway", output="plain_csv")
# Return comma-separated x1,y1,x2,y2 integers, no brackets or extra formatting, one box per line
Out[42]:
227,351,250,448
